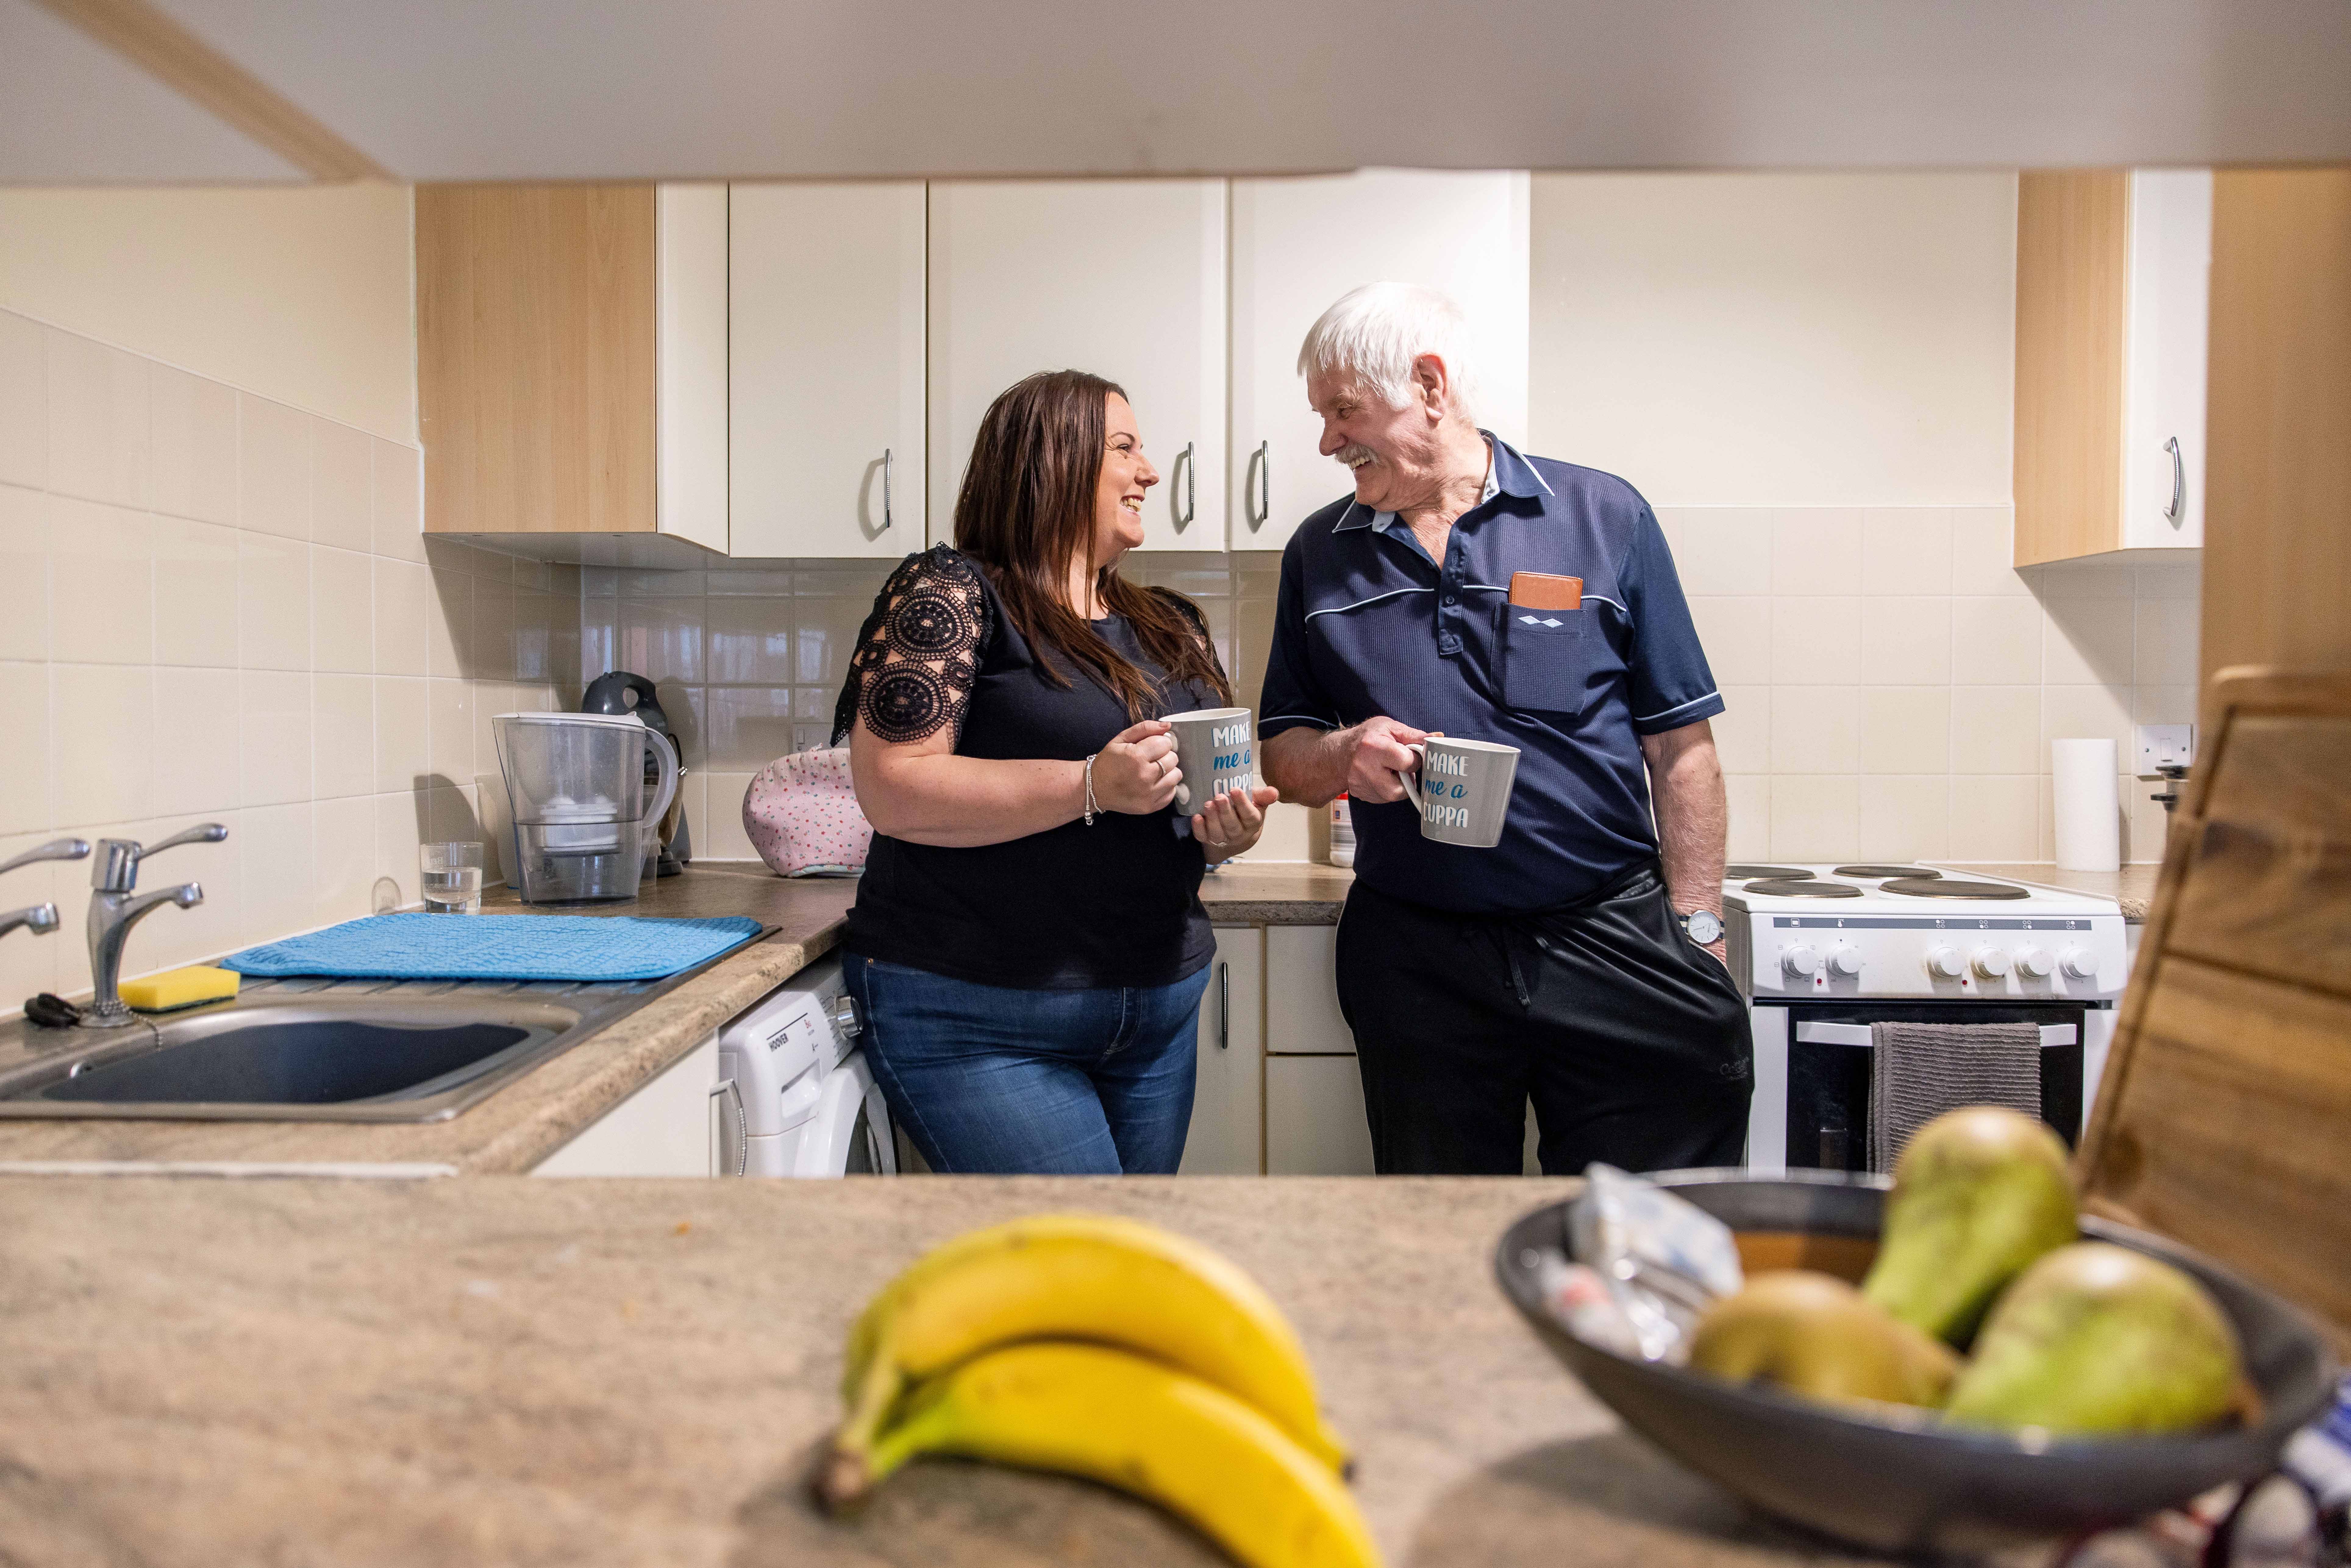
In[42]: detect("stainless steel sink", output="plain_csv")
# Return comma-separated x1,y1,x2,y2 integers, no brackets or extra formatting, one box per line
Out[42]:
0,974,703,1123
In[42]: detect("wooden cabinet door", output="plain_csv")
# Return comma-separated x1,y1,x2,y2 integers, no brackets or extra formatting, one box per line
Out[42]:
1181,928,1265,1174
1265,1055,1377,1175
1230,171,1531,551
928,180,1227,552
730,182,927,558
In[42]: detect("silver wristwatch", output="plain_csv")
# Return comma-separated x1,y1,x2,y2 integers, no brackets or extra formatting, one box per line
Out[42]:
1680,908,1724,946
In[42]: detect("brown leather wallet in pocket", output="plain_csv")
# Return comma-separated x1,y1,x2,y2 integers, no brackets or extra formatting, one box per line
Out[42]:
1507,571,1583,611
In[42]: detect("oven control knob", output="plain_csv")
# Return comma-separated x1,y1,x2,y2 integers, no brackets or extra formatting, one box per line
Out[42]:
2060,947,2100,980
1926,945,1966,980
1827,944,1864,977
1971,947,2012,980
2015,946,2055,978
1782,944,1821,978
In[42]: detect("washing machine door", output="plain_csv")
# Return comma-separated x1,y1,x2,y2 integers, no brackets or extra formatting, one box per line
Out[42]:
787,1051,896,1177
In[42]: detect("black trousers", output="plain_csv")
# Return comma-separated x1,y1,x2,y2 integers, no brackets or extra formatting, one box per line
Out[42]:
1335,867,1754,1176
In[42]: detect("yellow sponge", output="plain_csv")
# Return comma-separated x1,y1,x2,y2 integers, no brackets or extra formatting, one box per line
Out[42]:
119,965,241,1014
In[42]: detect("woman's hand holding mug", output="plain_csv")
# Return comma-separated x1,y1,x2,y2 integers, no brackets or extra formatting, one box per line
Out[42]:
1191,784,1280,862
1092,720,1183,814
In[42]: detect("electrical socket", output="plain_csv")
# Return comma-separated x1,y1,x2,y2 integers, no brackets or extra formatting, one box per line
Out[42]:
2135,724,2195,774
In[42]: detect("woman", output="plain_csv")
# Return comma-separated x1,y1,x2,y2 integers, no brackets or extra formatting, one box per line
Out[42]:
833,370,1280,1175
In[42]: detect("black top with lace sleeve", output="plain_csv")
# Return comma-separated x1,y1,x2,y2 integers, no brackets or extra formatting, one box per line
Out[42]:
836,545,1222,991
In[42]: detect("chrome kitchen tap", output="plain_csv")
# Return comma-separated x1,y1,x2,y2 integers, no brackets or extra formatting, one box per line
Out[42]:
82,824,227,1028
0,837,91,944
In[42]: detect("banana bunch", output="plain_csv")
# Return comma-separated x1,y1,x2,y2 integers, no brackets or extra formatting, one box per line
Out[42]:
814,1213,1381,1568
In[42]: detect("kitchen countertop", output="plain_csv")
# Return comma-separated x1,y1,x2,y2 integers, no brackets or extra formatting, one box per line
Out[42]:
1952,863,2162,923
0,868,857,1174
0,1172,1959,1568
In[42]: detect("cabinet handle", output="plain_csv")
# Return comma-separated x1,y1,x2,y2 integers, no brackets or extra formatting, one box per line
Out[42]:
2163,437,2184,525
1172,442,1195,531
1217,960,1229,1049
880,447,894,533
1245,440,1270,532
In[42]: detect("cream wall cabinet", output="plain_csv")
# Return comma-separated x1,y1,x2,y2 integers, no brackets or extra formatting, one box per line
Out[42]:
530,1033,720,1176
730,182,928,558
419,183,729,552
2015,169,2211,565
927,180,1228,552
1229,170,1531,551
1180,927,1266,1175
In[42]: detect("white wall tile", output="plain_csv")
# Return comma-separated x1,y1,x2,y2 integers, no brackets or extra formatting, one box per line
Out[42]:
1769,597,1860,671
1770,686,1857,772
1771,509,1862,595
1860,687,1951,774
148,362,237,526
426,676,473,783
0,484,49,662
373,677,429,795
238,668,312,806
1686,597,1770,685
1951,597,2042,684
1860,508,1952,596
153,666,240,817
0,312,45,490
1768,775,1860,861
241,800,317,943
1859,776,1950,860
312,420,373,552
1949,775,2039,861
45,329,147,508
1950,685,2041,773
2134,597,2200,687
370,438,426,563
1859,597,1952,686
48,494,152,665
699,773,760,859
2043,596,2135,687
310,545,374,674
2040,683,2134,757
236,532,310,671
237,394,312,540
2030,561,2134,601
52,663,153,826
152,515,240,668
1949,507,2029,596
122,811,241,975
1665,509,1774,596
374,789,430,907
312,795,377,926
0,662,53,834
0,831,59,1001
426,569,469,679
1711,686,1770,774
373,556,432,676
311,673,376,800
471,576,518,682
1724,773,1770,860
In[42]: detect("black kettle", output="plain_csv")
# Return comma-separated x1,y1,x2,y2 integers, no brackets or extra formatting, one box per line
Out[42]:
582,671,690,877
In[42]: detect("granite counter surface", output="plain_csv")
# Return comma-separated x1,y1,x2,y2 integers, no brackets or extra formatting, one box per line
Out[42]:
0,1174,1927,1568
1952,863,2162,922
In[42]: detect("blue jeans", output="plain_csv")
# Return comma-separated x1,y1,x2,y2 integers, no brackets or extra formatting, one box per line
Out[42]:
842,953,1209,1175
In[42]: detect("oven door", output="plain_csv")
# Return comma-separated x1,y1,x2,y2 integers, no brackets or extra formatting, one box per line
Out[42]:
1746,1000,2094,1177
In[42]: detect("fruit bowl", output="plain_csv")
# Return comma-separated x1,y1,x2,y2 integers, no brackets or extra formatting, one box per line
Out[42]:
1493,1170,2339,1554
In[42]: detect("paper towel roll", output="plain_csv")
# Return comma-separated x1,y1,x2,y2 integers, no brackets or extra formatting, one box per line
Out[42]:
2051,739,2121,871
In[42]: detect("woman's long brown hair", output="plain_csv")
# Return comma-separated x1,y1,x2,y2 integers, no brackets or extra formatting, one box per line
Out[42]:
953,370,1232,718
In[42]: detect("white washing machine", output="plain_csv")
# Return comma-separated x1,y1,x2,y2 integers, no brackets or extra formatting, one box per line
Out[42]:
715,957,896,1178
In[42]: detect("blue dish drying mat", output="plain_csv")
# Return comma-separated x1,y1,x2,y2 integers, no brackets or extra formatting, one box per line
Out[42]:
223,913,764,983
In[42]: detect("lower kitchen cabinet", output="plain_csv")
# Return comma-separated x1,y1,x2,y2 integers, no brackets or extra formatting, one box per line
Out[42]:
1265,1054,1377,1175
1265,925,1353,1053
1182,928,1265,1174
531,1033,719,1177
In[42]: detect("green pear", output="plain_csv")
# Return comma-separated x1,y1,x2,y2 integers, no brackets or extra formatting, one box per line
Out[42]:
1691,1270,1963,1411
1862,1106,2078,1345
1943,1242,2244,1436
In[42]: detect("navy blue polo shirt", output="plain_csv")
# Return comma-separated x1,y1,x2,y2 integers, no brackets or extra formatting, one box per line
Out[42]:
1258,435,1723,914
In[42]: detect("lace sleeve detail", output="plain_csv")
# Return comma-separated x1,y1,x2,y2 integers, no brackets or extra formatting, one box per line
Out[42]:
831,547,990,748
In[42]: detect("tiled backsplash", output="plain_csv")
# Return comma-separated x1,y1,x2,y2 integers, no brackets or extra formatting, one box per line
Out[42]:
0,307,575,1012
1659,505,2195,865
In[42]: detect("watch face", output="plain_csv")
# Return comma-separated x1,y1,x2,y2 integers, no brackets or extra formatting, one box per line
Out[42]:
1685,909,1723,945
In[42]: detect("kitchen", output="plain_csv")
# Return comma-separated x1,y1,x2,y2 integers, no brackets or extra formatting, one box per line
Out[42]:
3,3,2349,1563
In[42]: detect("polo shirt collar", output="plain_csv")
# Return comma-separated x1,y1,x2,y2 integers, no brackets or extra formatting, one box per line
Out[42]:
1331,432,1548,533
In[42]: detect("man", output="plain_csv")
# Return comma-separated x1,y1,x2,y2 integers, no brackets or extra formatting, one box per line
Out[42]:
1258,282,1750,1176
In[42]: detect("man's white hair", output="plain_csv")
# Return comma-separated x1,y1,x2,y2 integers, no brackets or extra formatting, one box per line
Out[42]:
1296,281,1478,421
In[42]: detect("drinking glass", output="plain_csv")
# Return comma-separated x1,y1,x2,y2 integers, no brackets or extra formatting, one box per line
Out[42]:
420,841,484,914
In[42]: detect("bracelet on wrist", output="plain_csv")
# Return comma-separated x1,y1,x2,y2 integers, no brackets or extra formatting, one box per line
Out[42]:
1082,753,1100,825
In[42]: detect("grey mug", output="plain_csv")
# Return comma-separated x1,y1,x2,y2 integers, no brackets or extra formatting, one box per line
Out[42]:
1163,707,1256,812
1395,736,1521,848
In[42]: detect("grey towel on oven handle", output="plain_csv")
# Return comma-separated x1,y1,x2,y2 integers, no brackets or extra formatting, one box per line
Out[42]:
1868,1020,2044,1173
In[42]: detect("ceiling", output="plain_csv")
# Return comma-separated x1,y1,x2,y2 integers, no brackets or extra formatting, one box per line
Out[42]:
6,0,2351,184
